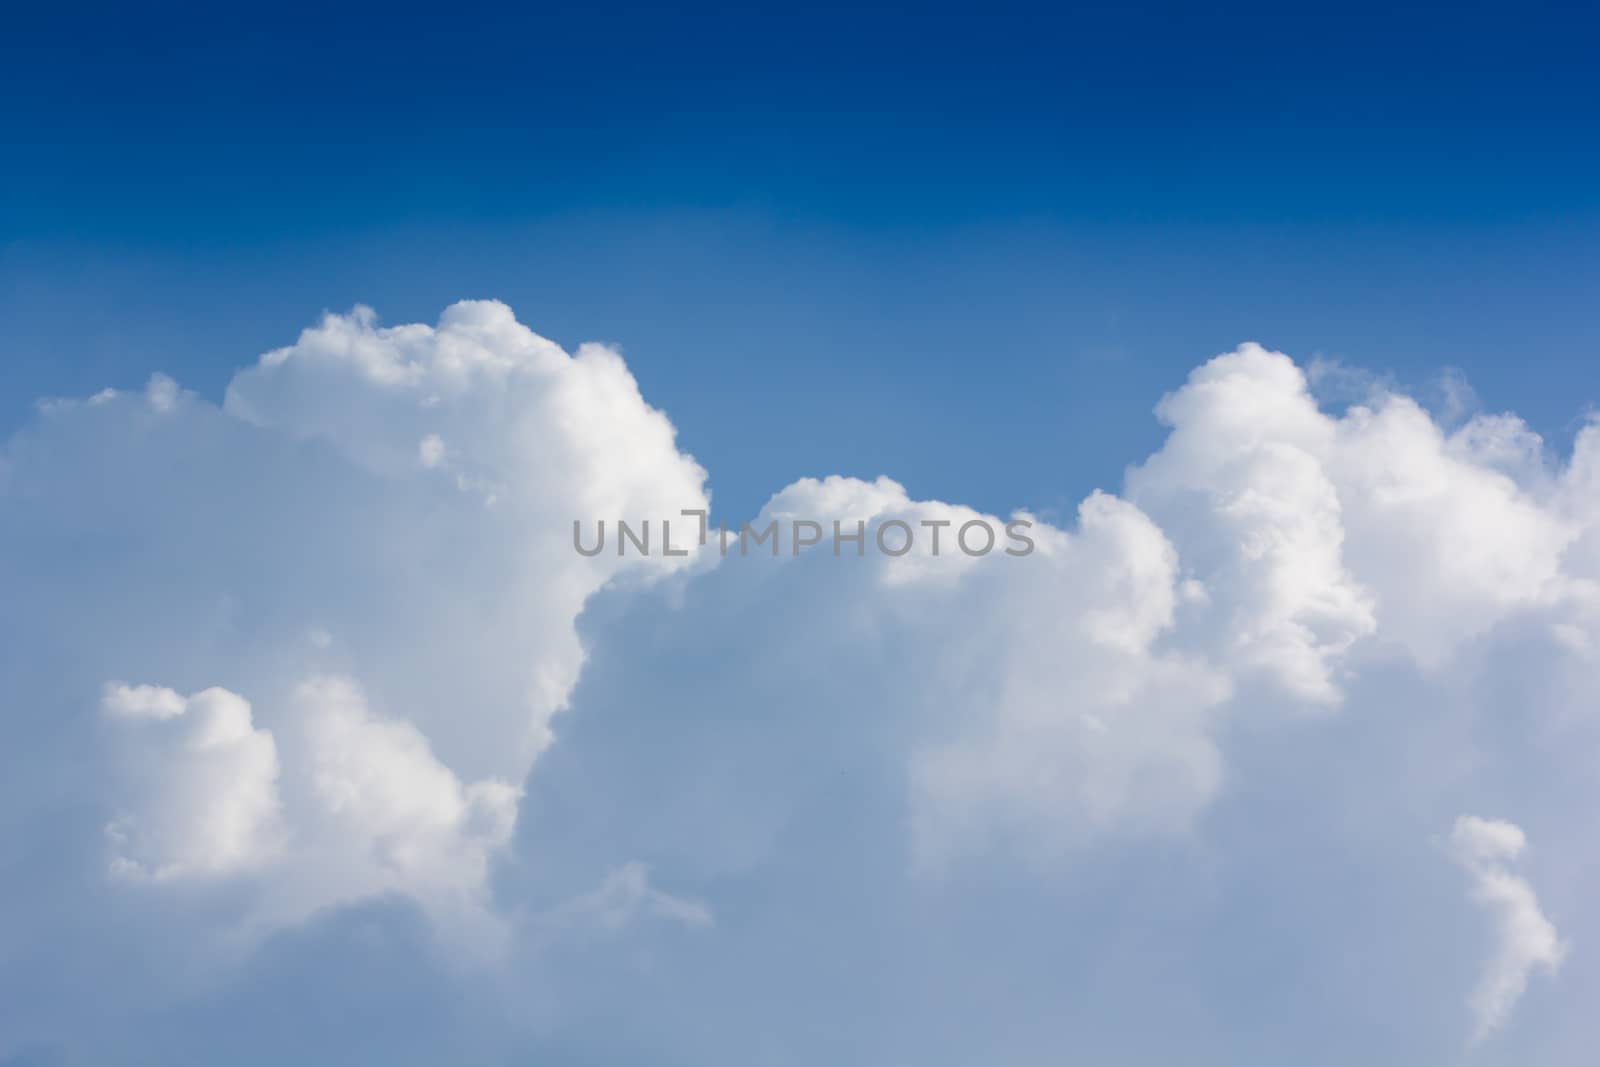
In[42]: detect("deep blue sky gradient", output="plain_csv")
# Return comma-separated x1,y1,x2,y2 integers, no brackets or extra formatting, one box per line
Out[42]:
4,2,1597,519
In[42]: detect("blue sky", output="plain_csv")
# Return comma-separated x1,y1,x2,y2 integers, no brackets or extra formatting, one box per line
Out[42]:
3,5,1600,1065
5,2,1597,520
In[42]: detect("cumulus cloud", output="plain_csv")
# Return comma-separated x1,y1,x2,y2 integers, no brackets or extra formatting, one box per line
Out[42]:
181,674,524,941
217,300,710,776
103,683,283,882
1127,343,1587,697
1127,344,1377,701
1,299,709,948
583,472,1234,868
1449,815,1567,1043
3,319,1599,1063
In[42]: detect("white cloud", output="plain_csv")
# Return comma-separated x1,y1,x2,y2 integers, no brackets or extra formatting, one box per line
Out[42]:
1449,815,1566,1043
6,317,1600,1063
888,487,1235,865
3,299,709,945
1127,344,1376,702
103,681,190,722
144,372,182,414
418,433,446,469
1129,343,1586,693
663,474,1237,866
103,683,283,882
102,673,525,939
32,332,1600,897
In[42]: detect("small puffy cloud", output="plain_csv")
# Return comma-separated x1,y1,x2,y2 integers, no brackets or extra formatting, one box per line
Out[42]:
417,433,446,469
102,679,523,938
294,676,518,895
102,682,190,721
103,683,282,882
1449,815,1567,1043
143,373,182,414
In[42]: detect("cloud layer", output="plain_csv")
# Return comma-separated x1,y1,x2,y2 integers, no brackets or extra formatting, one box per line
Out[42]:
2,305,1597,1064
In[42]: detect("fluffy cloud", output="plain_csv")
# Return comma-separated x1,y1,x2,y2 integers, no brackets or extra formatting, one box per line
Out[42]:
1127,343,1585,697
218,300,710,777
1,300,708,948
1449,815,1567,1043
177,674,523,941
3,318,1599,1063
1127,343,1377,702
103,683,283,882
780,481,1237,864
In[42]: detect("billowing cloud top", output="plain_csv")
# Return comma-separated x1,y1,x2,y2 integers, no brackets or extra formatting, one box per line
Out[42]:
1,305,1595,1064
